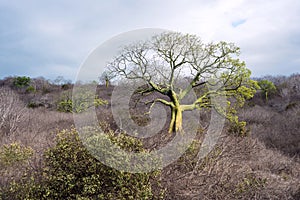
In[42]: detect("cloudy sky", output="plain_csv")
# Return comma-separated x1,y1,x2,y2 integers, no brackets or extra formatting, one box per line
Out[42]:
0,0,299,81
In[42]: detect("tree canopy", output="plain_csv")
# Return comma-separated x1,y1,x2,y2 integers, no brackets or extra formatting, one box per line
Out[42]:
107,32,259,133
258,79,276,101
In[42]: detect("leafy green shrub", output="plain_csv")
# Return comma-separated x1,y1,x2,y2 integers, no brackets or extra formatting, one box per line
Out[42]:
258,80,276,101
228,117,249,137
26,85,36,93
0,142,33,168
57,91,107,113
13,76,31,88
27,102,40,108
57,97,107,113
57,98,73,112
6,128,163,199
0,143,34,200
43,128,161,199
57,93,107,113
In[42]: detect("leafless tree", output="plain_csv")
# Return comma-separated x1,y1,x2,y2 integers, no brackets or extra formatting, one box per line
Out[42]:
0,87,26,137
99,71,116,87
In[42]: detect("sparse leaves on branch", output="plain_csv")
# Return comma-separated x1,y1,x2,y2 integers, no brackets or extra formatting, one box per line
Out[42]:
108,32,259,133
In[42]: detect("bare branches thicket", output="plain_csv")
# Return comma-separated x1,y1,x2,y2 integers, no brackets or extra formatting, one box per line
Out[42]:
161,135,300,199
0,87,26,138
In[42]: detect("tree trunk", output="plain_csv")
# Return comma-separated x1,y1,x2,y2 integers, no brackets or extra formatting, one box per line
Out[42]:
168,106,183,133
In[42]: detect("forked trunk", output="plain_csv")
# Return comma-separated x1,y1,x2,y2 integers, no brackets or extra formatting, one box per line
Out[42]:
168,106,183,133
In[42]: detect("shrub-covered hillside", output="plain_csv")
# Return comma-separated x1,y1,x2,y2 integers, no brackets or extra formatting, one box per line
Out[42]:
0,74,299,199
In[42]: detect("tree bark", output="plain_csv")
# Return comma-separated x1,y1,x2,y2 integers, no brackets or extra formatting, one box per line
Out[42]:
168,106,183,133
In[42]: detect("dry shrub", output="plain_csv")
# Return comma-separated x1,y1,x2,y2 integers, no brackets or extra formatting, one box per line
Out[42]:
1,106,74,152
239,74,300,157
0,88,74,191
2,128,163,200
1,74,299,199
239,105,276,125
0,87,26,138
161,135,300,199
0,142,34,189
240,104,300,157
0,109,74,191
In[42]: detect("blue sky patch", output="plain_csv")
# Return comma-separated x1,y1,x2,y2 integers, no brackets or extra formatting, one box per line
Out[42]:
232,19,247,28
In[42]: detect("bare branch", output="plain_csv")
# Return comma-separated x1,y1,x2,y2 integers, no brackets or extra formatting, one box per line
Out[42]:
0,87,27,137
105,31,257,133
145,98,174,108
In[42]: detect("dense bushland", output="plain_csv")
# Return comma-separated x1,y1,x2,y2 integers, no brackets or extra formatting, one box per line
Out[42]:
0,74,299,199
1,128,162,200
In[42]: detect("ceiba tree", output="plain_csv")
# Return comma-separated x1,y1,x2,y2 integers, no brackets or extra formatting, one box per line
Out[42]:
258,79,276,102
108,32,258,133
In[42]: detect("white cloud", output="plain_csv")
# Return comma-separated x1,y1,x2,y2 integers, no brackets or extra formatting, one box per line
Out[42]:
0,0,299,79
171,0,300,76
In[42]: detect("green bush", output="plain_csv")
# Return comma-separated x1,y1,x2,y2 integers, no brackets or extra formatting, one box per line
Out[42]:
0,142,33,168
26,85,36,93
57,98,73,112
13,76,31,88
228,117,249,137
6,128,163,199
258,80,276,101
27,102,40,108
57,91,108,113
0,143,34,200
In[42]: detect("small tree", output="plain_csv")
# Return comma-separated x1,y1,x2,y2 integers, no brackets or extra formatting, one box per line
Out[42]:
13,76,31,88
53,76,70,85
108,32,258,133
99,71,116,87
57,89,107,113
0,88,26,136
258,80,276,102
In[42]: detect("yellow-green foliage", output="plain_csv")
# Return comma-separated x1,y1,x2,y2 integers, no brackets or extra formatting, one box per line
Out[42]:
258,79,276,101
57,91,107,113
0,142,33,168
236,174,267,193
6,128,162,200
25,85,36,93
108,32,260,134
13,76,31,88
228,116,249,137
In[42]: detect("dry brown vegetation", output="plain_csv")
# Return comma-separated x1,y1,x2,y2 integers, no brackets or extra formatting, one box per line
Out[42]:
0,74,299,199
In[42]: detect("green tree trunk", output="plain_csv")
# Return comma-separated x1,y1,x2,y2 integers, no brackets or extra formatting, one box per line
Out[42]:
168,106,183,133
